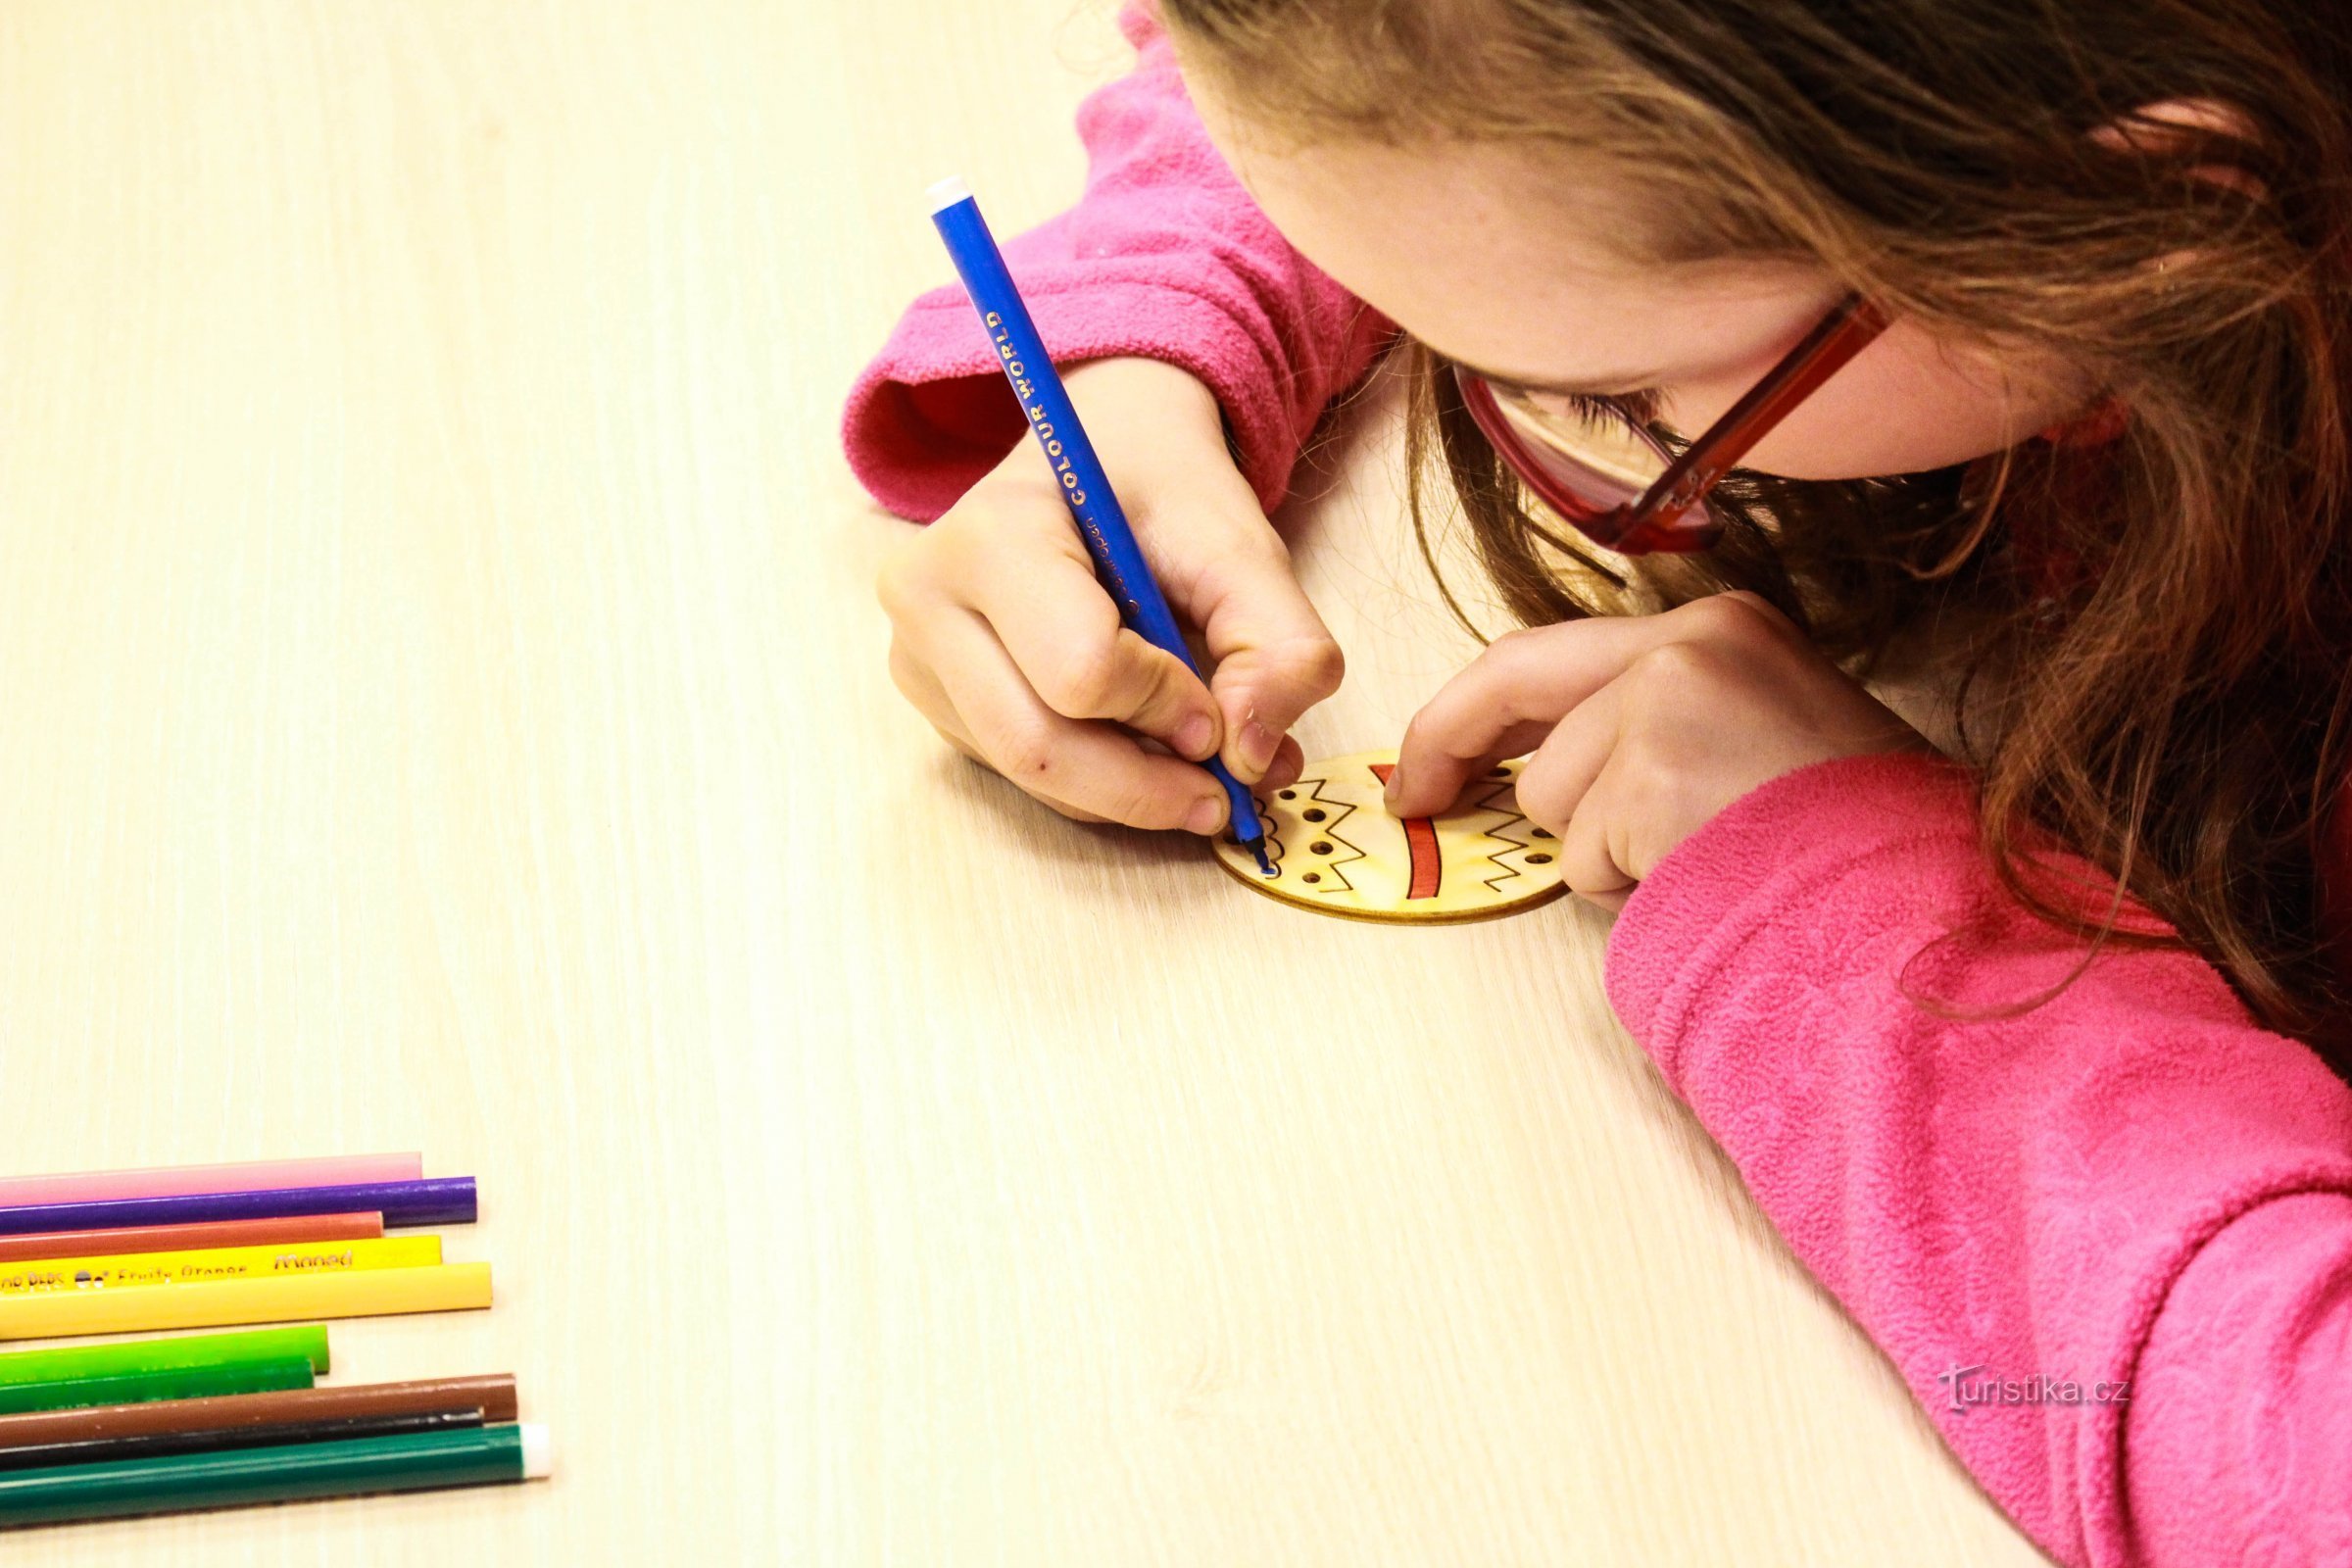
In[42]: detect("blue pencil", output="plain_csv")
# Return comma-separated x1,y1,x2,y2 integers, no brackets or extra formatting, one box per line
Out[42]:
926,175,1274,874
0,1179,476,1238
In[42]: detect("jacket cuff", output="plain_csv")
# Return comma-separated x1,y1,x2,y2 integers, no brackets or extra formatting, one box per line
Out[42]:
841,271,1316,524
1603,751,1982,1081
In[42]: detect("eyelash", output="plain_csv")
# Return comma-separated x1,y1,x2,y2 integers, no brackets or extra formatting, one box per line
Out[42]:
1563,389,1663,425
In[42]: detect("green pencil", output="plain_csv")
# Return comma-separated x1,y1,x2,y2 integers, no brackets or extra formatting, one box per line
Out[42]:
0,1325,330,1386
0,1422,552,1527
0,1355,316,1417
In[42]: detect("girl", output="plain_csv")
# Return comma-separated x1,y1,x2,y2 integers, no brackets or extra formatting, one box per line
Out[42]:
844,1,2352,1561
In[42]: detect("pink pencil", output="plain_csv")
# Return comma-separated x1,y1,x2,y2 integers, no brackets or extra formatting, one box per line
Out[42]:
0,1154,423,1208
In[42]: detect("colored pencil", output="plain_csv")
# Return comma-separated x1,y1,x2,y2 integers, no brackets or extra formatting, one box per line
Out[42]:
0,1176,476,1238
0,1262,491,1341
0,1374,519,1447
0,1212,384,1265
0,1326,330,1388
926,174,1274,872
0,1357,316,1418
0,1155,421,1208
0,1407,487,1473
0,1236,440,1297
0,1422,551,1527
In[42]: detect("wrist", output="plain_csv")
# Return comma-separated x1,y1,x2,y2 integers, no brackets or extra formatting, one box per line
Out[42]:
976,355,1239,507
1059,356,1233,467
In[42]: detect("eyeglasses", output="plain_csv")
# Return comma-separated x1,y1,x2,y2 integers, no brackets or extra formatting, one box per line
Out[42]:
1453,293,1891,555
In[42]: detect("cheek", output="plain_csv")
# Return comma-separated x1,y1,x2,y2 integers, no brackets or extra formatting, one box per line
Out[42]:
1662,322,2094,480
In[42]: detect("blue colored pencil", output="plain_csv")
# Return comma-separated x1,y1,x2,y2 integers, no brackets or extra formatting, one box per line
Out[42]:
926,175,1274,873
0,1179,476,1239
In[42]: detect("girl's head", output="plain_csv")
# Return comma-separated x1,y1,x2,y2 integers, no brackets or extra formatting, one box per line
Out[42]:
1160,0,2352,1047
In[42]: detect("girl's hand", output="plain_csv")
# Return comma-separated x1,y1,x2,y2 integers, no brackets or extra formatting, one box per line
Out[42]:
1383,592,1935,912
876,357,1344,835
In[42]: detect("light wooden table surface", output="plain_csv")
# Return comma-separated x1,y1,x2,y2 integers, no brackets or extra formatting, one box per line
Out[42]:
0,4,2048,1563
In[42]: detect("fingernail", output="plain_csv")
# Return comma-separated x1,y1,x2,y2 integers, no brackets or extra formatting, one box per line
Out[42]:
1186,797,1227,835
1383,763,1407,808
1239,721,1278,776
1174,712,1216,760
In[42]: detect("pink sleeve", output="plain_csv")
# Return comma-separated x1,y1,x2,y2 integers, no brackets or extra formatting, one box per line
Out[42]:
839,2,1395,522
1605,753,2352,1567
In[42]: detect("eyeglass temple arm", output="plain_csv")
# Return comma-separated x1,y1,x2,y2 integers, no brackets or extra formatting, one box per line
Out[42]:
1638,294,1892,517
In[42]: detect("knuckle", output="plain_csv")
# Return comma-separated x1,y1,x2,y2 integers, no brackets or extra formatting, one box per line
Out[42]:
1103,784,1182,830
1039,639,1131,719
1293,635,1347,695
1615,723,1677,783
1487,625,1541,660
1632,637,1731,695
1514,782,1568,838
1485,623,1565,679
1684,590,1783,645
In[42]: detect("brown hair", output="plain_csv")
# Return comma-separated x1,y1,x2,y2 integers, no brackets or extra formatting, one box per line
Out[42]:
1161,0,2352,1054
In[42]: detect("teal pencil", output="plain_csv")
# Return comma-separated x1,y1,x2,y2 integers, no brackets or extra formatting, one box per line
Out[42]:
0,1422,552,1527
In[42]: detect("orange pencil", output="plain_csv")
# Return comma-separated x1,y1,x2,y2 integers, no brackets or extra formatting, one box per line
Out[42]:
0,1213,383,1266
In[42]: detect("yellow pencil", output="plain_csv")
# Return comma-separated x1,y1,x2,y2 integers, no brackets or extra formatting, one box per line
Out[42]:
0,1236,441,1298
0,1262,492,1341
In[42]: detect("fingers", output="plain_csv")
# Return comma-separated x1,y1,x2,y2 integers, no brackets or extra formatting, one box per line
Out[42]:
956,516,1224,760
1258,733,1307,795
1512,682,1637,906
889,640,1115,822
1387,622,1643,817
1183,538,1346,783
906,610,1232,834
875,435,1341,839
1386,597,1788,816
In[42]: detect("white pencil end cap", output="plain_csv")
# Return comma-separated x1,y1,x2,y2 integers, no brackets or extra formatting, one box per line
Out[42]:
519,1422,554,1480
926,174,973,215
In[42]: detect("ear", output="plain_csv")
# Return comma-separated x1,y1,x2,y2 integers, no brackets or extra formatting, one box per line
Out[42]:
2036,97,2268,447
2089,97,2268,200
2036,395,2131,448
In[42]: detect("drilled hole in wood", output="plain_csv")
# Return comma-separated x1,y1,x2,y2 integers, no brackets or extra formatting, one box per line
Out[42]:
1310,841,1333,856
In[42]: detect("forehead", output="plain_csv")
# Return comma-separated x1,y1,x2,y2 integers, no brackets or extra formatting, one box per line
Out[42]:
1200,104,1830,383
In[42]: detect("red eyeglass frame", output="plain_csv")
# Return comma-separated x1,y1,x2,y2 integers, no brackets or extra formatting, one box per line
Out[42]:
1454,292,1892,555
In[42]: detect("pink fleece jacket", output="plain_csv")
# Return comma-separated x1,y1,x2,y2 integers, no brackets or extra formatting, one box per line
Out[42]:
841,9,2352,1563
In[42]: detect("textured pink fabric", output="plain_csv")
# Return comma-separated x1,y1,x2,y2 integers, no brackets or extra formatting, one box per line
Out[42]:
841,11,2352,1565
1608,754,2352,1566
839,4,1394,523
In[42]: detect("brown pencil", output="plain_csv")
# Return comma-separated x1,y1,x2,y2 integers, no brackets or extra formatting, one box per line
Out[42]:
0,1374,519,1449
0,1212,384,1265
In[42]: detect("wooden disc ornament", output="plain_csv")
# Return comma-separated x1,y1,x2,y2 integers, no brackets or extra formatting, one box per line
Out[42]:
1212,749,1568,924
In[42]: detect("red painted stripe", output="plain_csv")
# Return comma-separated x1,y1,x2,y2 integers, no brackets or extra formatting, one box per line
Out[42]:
1367,763,1443,900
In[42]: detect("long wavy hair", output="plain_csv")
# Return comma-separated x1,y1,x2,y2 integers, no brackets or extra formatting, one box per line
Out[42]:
1160,0,2352,1054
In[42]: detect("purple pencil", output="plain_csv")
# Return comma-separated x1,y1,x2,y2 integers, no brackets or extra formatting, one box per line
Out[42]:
0,1178,476,1238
